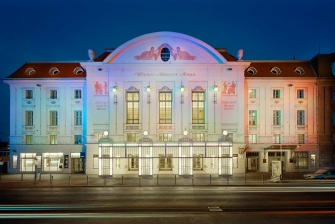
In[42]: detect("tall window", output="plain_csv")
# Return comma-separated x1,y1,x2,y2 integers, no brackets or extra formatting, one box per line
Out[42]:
192,91,205,124
126,91,139,124
298,134,305,144
249,134,257,143
159,133,172,141
25,111,33,126
273,110,281,125
273,89,280,98
75,90,81,99
50,135,58,144
295,152,308,169
297,110,305,125
50,90,57,99
297,89,304,98
159,91,172,124
50,111,58,126
74,111,82,125
192,133,205,141
26,135,33,144
25,90,33,99
249,89,256,98
127,133,139,142
273,134,281,144
74,135,82,144
249,110,257,125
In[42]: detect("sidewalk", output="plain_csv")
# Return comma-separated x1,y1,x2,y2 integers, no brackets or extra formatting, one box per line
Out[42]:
0,171,320,188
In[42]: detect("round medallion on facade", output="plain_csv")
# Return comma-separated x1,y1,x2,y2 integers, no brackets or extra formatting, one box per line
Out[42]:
161,47,170,62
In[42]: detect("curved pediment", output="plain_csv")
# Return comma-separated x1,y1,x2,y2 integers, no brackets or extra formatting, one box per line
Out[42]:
104,31,227,64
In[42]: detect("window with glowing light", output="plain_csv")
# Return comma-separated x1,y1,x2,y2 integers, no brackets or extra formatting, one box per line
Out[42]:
192,91,205,124
159,133,172,141
50,90,57,99
20,153,36,172
192,133,205,141
127,133,139,142
74,110,82,126
249,134,257,143
273,110,281,125
50,135,58,144
273,134,281,144
295,152,308,169
25,111,33,126
297,110,305,125
249,110,257,125
298,134,305,144
25,135,33,144
126,91,139,124
50,111,58,126
25,90,33,99
249,89,256,98
159,91,172,124
74,135,82,144
273,89,280,98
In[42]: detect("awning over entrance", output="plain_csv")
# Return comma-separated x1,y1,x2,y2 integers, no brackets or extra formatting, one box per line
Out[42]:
265,145,300,150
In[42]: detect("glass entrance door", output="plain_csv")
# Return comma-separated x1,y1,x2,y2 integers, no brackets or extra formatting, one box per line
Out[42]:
71,158,84,173
128,154,139,171
193,154,203,170
159,154,172,171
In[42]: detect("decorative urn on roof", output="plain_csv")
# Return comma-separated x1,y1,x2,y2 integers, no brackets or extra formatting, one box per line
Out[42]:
88,49,96,61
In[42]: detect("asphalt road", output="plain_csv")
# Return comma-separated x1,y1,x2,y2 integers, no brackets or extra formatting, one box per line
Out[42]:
1,186,335,223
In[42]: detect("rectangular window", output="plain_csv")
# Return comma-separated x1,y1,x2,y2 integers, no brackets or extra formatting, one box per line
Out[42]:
249,110,257,125
12,155,18,169
126,92,139,124
192,91,205,124
273,110,281,125
249,134,257,143
25,111,33,126
25,90,33,99
93,154,99,169
50,90,57,99
74,135,82,144
273,89,280,98
74,111,82,125
127,133,139,142
26,135,33,144
50,111,58,126
20,153,36,172
298,134,305,144
295,152,308,169
311,154,316,167
297,110,305,125
249,89,256,98
50,135,58,144
192,133,205,141
159,91,172,124
43,153,63,171
297,89,304,98
273,134,281,144
159,133,172,141
75,90,82,99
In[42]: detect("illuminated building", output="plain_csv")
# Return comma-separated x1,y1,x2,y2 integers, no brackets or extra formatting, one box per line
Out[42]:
4,31,333,175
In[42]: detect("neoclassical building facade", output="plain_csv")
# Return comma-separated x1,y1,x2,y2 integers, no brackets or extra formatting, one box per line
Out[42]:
4,31,328,176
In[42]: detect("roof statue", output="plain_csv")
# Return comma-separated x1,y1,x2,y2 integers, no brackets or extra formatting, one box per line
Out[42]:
237,49,244,61
88,49,96,61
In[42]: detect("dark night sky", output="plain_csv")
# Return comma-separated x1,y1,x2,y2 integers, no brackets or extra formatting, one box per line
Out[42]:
0,0,334,141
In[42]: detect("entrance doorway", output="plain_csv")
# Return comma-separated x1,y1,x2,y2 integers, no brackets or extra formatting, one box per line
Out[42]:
193,154,203,170
268,152,286,171
246,152,258,172
128,154,139,171
159,154,172,171
71,158,84,173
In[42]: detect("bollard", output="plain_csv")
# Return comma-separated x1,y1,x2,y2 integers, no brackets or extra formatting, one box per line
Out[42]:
39,173,41,181
245,174,246,184
51,176,53,186
262,174,264,184
122,175,124,185
210,175,211,185
192,178,194,186
139,177,141,187
104,177,106,186
175,175,176,185
87,175,89,186
227,176,229,185
69,176,71,185
21,173,23,181
157,175,159,185
50,174,52,183
280,175,282,183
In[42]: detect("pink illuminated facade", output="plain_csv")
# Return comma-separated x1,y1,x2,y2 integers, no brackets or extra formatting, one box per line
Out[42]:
4,31,333,176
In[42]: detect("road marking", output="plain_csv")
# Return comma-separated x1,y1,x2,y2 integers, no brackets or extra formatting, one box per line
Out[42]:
208,207,222,211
